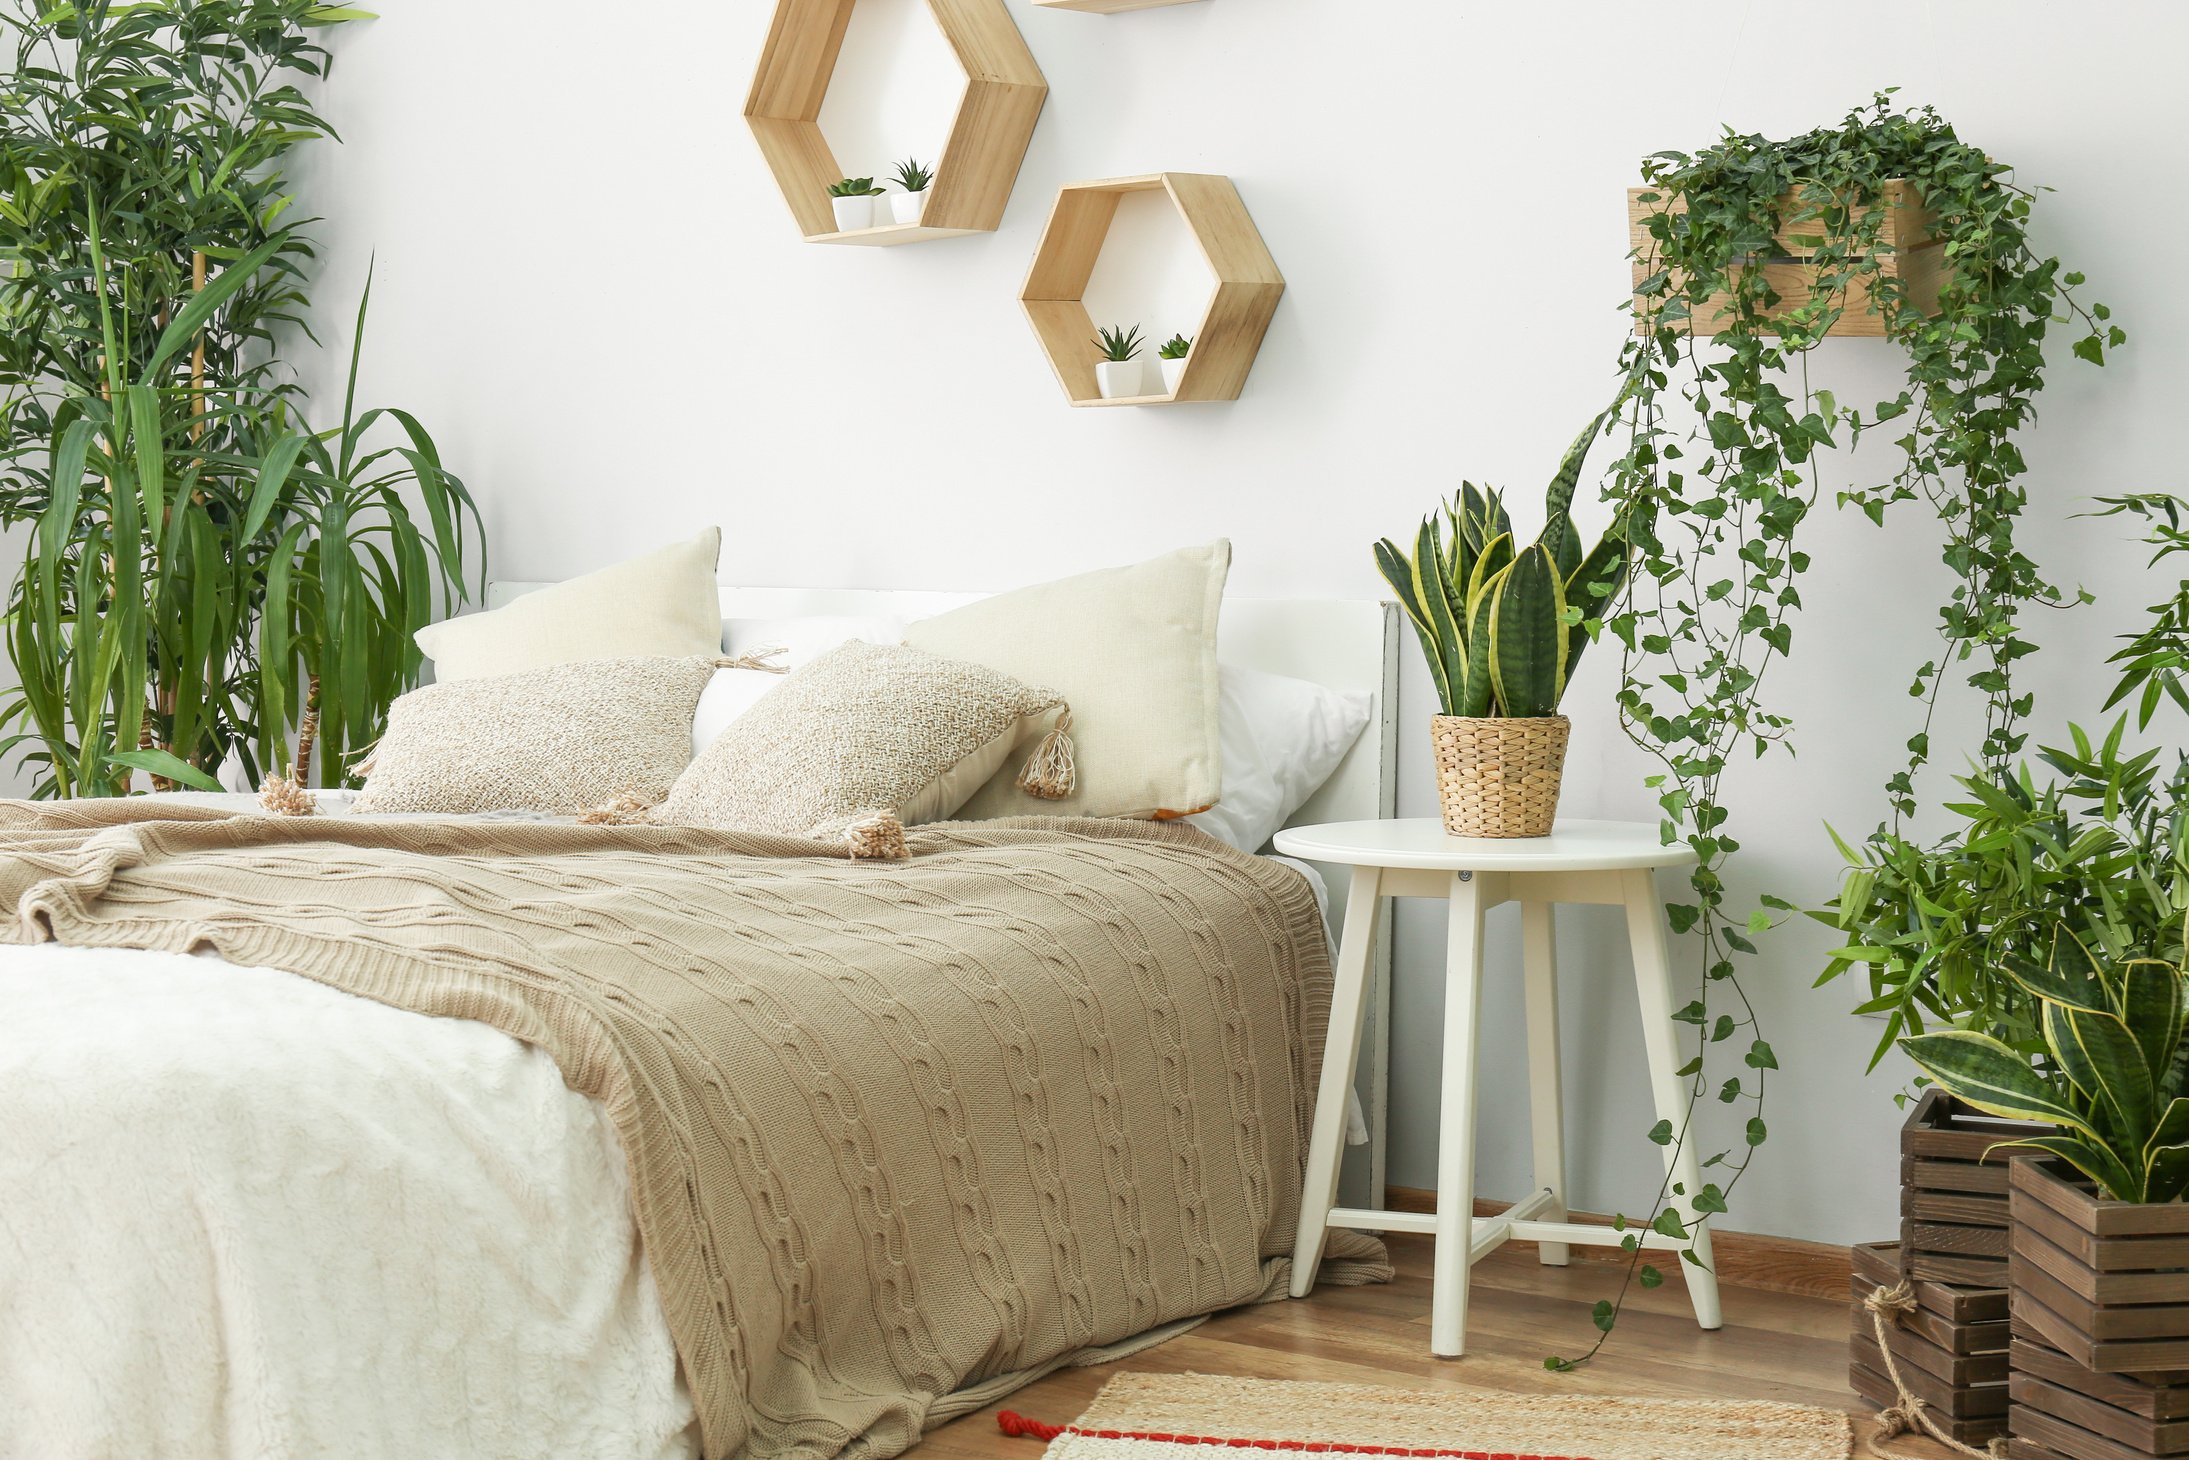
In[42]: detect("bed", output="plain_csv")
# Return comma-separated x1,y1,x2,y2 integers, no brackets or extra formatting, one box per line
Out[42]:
0,587,1398,1460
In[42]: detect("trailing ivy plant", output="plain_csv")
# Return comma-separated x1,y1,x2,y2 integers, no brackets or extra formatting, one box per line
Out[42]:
1548,93,2117,1367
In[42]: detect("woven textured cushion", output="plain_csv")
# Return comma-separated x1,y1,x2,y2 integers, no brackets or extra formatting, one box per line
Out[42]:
415,529,724,681
904,541,1229,820
655,641,1063,837
354,656,719,815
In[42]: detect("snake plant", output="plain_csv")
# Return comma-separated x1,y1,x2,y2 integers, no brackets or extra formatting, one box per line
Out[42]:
1901,928,2189,1203
1374,416,1631,719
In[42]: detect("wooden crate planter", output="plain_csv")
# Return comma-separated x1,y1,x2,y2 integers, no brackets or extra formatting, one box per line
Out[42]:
1850,1239,2011,1446
1904,1087,2051,1287
2008,1336,2189,1460
2011,1160,2189,1375
1626,177,1944,338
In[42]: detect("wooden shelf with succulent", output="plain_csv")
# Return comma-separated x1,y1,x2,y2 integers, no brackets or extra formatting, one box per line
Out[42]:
0,0,481,802
1373,416,1630,839
825,176,888,233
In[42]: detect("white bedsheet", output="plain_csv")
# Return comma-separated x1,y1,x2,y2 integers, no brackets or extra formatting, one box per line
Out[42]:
0,943,699,1460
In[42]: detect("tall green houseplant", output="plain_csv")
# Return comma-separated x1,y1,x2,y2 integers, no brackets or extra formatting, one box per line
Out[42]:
0,0,480,796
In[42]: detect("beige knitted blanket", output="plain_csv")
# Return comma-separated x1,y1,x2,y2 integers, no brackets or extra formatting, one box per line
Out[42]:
0,800,1389,1460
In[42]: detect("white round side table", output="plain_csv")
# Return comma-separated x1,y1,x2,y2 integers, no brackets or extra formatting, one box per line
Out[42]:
1271,816,1723,1358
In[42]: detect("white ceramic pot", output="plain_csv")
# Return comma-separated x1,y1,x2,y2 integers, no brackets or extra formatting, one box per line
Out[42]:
1095,359,1141,400
830,194,875,232
890,191,927,225
1159,355,1188,395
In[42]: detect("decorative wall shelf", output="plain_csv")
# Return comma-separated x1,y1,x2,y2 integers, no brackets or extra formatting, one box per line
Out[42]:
743,0,1048,245
1032,0,1206,12
1627,179,1943,337
1020,173,1283,407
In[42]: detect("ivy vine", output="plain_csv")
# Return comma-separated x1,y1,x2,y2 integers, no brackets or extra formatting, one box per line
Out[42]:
1549,93,2117,1366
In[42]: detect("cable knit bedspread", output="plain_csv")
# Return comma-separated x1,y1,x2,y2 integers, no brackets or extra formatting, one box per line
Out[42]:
0,800,1388,1460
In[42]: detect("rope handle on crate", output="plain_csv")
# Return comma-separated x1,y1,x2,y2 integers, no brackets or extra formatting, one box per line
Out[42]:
1861,1280,2007,1459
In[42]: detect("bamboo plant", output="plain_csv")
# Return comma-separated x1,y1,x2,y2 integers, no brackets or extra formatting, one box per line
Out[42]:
1374,415,1631,719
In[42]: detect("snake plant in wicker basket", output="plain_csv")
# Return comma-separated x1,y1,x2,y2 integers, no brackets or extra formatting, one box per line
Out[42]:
1374,414,1631,720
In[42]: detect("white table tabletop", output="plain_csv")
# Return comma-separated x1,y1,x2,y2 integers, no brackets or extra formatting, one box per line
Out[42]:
1273,817,1698,873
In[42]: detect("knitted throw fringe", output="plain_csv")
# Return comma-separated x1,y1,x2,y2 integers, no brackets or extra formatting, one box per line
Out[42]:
578,791,657,826
1016,709,1077,801
843,809,909,860
1860,1281,2006,1460
257,776,317,817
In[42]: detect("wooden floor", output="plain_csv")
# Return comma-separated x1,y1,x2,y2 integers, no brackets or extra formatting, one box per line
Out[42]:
924,1232,1949,1459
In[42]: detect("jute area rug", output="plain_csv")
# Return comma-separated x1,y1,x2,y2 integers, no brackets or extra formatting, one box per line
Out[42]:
996,1372,1854,1460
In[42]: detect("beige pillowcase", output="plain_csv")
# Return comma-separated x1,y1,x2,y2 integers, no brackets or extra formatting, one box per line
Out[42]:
354,656,719,815
655,641,1064,837
416,529,724,682
904,541,1229,820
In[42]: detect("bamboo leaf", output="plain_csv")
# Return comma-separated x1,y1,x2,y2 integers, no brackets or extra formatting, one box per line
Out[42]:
106,748,221,792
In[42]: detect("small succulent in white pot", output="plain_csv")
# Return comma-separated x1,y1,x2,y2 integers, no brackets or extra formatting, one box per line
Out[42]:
826,176,884,232
889,157,933,225
1093,324,1144,400
1157,332,1192,395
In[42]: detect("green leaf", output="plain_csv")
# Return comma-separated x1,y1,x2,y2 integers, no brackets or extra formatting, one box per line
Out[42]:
106,748,221,793
1900,1030,2099,1136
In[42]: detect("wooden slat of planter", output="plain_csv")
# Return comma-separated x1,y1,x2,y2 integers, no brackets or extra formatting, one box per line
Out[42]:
1847,1301,2008,1383
1906,1188,2013,1227
2015,1401,2189,1460
1905,1153,2014,1196
2014,1373,2189,1454
1850,1331,2008,1417
2013,1158,2189,1238
2016,1275,2189,1373
1850,1361,2007,1445
1851,1279,2009,1353
1914,1249,2010,1287
2015,1254,2189,1340
2006,1440,2075,1460
1915,1219,2013,1259
1853,1238,2011,1323
2012,1339,2189,1420
2018,1221,2189,1305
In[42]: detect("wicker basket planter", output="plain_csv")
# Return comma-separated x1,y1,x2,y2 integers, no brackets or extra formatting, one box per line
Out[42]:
2010,1159,2189,1375
1430,715,1568,838
1850,1239,2010,1446
1903,1087,2052,1287
2007,1334,2189,1460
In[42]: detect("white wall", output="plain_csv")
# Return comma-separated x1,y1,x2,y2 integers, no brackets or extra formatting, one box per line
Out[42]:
287,0,2189,1246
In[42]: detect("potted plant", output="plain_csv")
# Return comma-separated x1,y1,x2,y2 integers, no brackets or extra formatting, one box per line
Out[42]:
1372,416,1629,837
1093,324,1144,400
890,157,933,225
1157,333,1192,394
827,177,884,232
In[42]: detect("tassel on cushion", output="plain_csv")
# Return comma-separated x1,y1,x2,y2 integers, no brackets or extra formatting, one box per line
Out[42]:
578,790,657,826
1015,709,1076,801
258,776,317,817
843,808,909,860
711,647,790,674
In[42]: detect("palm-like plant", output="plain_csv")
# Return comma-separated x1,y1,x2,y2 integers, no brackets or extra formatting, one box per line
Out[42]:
0,1,479,796
1901,929,2189,1203
1374,416,1631,718
1094,324,1143,362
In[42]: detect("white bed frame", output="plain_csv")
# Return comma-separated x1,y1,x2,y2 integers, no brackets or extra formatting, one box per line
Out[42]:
487,580,1401,1207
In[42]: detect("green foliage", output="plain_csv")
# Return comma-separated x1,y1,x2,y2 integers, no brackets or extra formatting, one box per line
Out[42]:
2095,495,2189,729
827,176,882,197
1373,415,1629,719
1902,931,2189,1203
890,158,932,193
1093,324,1143,362
1157,333,1192,360
0,0,480,796
1571,92,2115,1363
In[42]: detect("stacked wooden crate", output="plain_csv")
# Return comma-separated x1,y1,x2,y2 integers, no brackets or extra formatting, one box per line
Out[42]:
1850,1240,2011,1446
1902,1088,2031,1287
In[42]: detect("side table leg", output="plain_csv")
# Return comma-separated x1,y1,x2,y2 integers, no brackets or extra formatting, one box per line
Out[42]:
1621,868,1724,1332
1430,871,1488,1358
1290,865,1383,1297
1520,899,1568,1266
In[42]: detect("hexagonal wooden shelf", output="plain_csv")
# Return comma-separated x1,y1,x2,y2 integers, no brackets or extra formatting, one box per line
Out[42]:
743,0,1047,246
1032,0,1204,12
1020,173,1283,407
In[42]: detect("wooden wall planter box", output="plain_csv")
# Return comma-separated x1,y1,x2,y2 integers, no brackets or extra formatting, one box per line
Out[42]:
1905,1087,2051,1287
2008,1336,2189,1460
2011,1160,2189,1374
1850,1239,2010,1446
1626,178,1944,338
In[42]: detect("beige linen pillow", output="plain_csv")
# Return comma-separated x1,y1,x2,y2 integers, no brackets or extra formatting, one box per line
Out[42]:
904,540,1229,820
354,656,719,815
416,529,724,682
655,641,1067,837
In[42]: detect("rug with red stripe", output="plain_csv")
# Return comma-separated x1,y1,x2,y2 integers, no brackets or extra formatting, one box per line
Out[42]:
994,1372,1852,1460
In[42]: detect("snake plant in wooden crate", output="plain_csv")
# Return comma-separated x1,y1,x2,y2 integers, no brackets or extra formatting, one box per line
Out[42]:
1373,416,1630,835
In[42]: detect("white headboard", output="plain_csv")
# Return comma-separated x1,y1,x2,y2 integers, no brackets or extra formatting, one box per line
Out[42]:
486,581,1400,837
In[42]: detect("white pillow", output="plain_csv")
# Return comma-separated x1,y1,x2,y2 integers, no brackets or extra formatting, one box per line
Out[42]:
416,529,724,681
722,613,905,668
1185,665,1373,852
692,667,788,757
